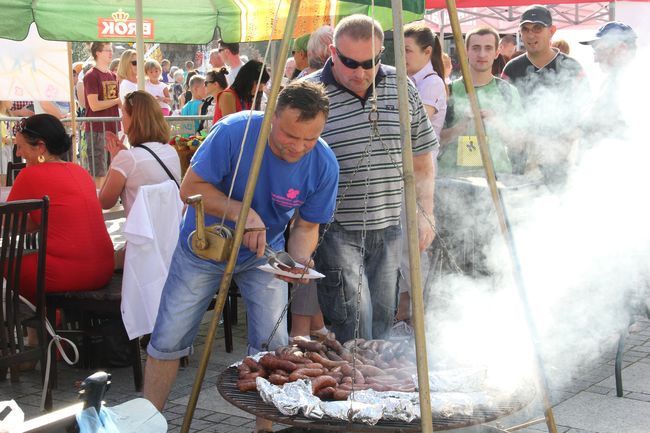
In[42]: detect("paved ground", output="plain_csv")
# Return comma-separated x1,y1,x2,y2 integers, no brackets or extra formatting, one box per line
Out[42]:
2,304,649,433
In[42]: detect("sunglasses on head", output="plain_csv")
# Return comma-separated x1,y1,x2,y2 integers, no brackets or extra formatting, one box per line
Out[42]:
335,47,383,70
130,60,137,66
17,118,44,139
124,91,137,106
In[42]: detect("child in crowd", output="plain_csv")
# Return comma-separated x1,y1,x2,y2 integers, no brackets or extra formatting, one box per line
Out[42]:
144,59,172,115
181,75,206,134
171,70,185,113
0,101,14,186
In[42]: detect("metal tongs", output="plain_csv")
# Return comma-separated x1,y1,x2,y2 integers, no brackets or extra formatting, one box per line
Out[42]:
264,245,297,271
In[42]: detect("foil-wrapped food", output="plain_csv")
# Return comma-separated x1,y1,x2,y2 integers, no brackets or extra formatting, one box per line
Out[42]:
233,337,515,424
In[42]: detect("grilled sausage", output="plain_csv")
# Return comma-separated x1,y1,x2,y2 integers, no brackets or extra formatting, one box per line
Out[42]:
333,389,351,400
243,357,262,371
315,386,336,400
236,379,257,392
294,339,325,353
269,374,289,385
311,375,337,394
307,352,346,369
289,368,325,381
259,354,298,372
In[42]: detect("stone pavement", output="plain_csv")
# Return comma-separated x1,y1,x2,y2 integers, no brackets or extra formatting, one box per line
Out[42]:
1,304,649,433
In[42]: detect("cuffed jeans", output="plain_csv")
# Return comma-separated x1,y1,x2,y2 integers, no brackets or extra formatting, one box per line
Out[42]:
148,241,288,359
315,222,401,343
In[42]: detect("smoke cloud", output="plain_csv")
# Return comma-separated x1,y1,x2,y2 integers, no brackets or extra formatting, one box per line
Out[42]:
423,47,650,396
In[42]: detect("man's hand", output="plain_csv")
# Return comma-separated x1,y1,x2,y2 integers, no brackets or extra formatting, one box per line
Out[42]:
243,209,267,257
417,211,435,252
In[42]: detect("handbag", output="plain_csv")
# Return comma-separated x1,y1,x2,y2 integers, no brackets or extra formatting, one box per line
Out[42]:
133,144,180,188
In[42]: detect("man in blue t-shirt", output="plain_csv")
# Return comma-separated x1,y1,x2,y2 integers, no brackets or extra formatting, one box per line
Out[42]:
143,80,338,413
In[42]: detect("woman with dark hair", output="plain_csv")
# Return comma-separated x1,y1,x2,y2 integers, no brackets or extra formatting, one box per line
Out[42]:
212,60,270,123
99,91,181,216
404,23,448,139
9,114,114,303
198,67,229,133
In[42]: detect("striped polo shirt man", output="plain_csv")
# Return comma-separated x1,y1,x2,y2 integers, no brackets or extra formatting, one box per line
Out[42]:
306,60,438,230
305,39,438,343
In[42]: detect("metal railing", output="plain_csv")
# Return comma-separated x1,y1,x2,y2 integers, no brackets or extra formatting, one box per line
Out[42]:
0,115,211,178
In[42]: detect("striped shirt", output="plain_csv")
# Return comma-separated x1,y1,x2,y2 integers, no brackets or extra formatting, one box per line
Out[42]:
305,60,438,230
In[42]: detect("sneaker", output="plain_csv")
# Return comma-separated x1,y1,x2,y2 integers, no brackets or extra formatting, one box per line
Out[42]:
389,320,414,340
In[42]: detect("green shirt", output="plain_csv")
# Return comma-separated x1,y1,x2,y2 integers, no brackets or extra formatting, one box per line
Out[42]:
439,77,521,176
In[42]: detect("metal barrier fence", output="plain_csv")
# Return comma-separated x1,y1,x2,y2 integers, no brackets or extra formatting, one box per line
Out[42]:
0,115,211,178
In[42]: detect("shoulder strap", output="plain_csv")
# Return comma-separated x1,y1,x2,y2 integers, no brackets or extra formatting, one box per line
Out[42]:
133,144,179,189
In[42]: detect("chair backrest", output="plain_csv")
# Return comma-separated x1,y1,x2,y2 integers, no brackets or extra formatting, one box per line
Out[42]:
6,161,26,187
0,197,49,359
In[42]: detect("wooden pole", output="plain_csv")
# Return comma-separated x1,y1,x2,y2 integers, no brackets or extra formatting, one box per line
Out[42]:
66,42,77,163
390,2,433,433
444,1,558,432
179,2,302,432
135,0,145,90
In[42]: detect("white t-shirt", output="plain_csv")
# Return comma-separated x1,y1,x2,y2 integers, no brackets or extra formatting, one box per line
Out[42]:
108,141,181,216
121,180,183,340
119,79,138,102
410,62,447,140
226,64,242,86
145,80,171,112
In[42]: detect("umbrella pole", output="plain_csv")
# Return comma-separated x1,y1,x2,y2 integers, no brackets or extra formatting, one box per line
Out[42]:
179,2,302,432
391,3,434,433
135,0,145,90
444,1,558,432
66,42,77,163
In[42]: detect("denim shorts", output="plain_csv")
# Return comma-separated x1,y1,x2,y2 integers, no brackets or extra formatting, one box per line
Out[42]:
148,241,288,360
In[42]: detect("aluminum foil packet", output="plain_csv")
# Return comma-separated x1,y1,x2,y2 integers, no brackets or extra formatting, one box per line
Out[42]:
256,377,324,419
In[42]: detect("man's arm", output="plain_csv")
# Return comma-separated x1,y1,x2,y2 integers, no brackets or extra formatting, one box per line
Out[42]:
86,94,121,112
413,152,435,252
286,215,319,266
180,167,267,256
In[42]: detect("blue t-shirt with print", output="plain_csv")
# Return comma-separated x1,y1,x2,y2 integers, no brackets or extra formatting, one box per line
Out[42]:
180,111,339,262
181,99,203,132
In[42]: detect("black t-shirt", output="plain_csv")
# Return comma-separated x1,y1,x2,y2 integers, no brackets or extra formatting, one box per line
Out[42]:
501,51,586,105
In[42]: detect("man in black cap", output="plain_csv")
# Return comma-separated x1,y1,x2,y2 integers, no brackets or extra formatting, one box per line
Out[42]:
501,4,588,188
579,22,637,149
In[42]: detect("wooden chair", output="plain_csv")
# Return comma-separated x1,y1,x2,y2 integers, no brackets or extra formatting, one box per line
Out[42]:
45,273,144,392
0,197,52,409
6,161,26,187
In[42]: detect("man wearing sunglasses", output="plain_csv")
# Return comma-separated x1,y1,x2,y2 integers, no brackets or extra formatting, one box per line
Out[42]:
305,14,438,344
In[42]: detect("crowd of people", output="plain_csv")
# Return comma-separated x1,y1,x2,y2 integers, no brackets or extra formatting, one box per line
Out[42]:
1,4,639,431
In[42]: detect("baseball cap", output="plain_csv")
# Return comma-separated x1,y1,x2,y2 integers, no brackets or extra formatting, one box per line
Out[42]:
579,21,637,45
293,34,310,53
520,5,552,27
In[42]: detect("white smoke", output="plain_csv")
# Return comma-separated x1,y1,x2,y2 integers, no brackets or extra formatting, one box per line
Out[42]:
424,46,650,395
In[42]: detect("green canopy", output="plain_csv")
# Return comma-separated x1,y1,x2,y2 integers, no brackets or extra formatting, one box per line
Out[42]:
0,0,424,43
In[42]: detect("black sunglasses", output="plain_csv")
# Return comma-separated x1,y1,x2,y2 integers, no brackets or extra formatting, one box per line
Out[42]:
130,60,137,66
17,118,43,139
335,47,383,70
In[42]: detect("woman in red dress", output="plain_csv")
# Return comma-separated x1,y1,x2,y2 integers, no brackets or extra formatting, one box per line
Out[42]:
9,114,114,303
212,60,270,124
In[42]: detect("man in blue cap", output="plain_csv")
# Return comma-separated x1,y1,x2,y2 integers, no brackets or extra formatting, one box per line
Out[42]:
579,22,637,148
580,21,637,72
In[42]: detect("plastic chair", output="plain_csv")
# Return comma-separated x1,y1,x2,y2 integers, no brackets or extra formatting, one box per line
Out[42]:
0,197,52,409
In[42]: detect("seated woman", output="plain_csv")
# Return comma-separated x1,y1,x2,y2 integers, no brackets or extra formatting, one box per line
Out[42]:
9,114,114,303
212,60,270,123
99,91,181,217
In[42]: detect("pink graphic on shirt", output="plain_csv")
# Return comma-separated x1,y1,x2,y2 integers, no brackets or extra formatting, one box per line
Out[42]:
272,188,304,208
287,188,300,199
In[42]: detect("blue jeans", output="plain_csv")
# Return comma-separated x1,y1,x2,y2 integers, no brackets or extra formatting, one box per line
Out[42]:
315,222,401,343
148,241,288,359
